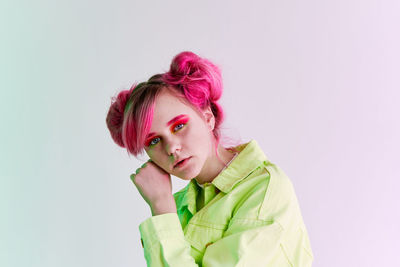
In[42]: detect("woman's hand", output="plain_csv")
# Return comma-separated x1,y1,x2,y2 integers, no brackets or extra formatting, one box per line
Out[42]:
130,159,177,216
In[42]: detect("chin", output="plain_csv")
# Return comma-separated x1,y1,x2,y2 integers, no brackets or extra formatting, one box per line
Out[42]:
175,168,200,181
174,170,197,180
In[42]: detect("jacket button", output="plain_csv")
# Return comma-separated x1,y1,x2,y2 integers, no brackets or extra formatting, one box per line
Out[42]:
140,238,144,248
205,242,213,248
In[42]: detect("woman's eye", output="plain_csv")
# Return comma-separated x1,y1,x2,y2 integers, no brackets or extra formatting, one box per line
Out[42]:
174,123,185,132
149,137,160,146
146,122,186,147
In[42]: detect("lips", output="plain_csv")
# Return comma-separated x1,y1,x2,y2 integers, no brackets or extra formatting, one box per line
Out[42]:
173,157,190,168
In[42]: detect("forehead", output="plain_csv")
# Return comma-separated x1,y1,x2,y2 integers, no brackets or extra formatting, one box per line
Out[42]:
151,90,199,126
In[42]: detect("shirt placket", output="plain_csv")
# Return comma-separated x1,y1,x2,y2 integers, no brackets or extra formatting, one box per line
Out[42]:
203,183,217,207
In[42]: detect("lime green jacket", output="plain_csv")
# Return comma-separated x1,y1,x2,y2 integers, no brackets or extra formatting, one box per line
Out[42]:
139,140,313,266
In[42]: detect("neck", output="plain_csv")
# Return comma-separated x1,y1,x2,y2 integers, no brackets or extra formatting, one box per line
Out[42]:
195,144,237,185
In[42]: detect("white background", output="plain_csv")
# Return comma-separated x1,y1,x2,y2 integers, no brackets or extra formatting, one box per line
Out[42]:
1,0,399,266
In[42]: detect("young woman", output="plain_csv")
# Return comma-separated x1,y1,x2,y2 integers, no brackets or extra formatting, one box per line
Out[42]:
106,51,313,266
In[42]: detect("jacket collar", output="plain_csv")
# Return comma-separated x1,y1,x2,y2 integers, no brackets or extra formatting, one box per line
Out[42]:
174,139,268,215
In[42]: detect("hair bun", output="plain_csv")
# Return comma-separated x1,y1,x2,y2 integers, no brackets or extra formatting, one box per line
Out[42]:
169,51,202,76
106,86,134,148
163,51,223,105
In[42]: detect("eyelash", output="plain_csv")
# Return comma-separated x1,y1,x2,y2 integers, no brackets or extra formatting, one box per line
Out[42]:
146,122,187,147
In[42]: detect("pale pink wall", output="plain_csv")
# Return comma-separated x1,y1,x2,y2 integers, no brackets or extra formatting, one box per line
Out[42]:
3,0,399,266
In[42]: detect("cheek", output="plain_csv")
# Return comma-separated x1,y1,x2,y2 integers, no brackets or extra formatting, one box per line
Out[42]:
146,149,162,164
146,149,153,157
185,122,212,149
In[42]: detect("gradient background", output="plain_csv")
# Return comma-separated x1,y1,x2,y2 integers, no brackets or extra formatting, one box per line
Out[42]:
1,0,399,266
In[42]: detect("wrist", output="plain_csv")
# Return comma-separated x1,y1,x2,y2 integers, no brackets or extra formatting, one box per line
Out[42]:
150,198,177,216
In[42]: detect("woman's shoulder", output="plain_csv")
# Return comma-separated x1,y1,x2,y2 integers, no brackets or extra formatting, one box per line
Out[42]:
230,160,300,221
233,160,294,195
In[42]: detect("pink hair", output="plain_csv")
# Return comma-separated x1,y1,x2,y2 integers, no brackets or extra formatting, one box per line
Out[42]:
162,51,225,142
106,74,165,157
106,51,239,162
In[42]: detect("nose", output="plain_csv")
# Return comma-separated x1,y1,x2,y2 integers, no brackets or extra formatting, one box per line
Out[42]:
165,136,181,157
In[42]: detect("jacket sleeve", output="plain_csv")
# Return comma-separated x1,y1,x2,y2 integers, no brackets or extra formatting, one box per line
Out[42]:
139,213,198,267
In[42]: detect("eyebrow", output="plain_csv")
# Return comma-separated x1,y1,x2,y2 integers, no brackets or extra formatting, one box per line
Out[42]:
146,114,188,139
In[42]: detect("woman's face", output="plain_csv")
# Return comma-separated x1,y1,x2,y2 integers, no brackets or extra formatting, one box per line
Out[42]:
144,89,215,180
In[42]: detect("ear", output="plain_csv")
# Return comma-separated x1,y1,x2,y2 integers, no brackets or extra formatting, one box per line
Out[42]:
202,106,215,131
